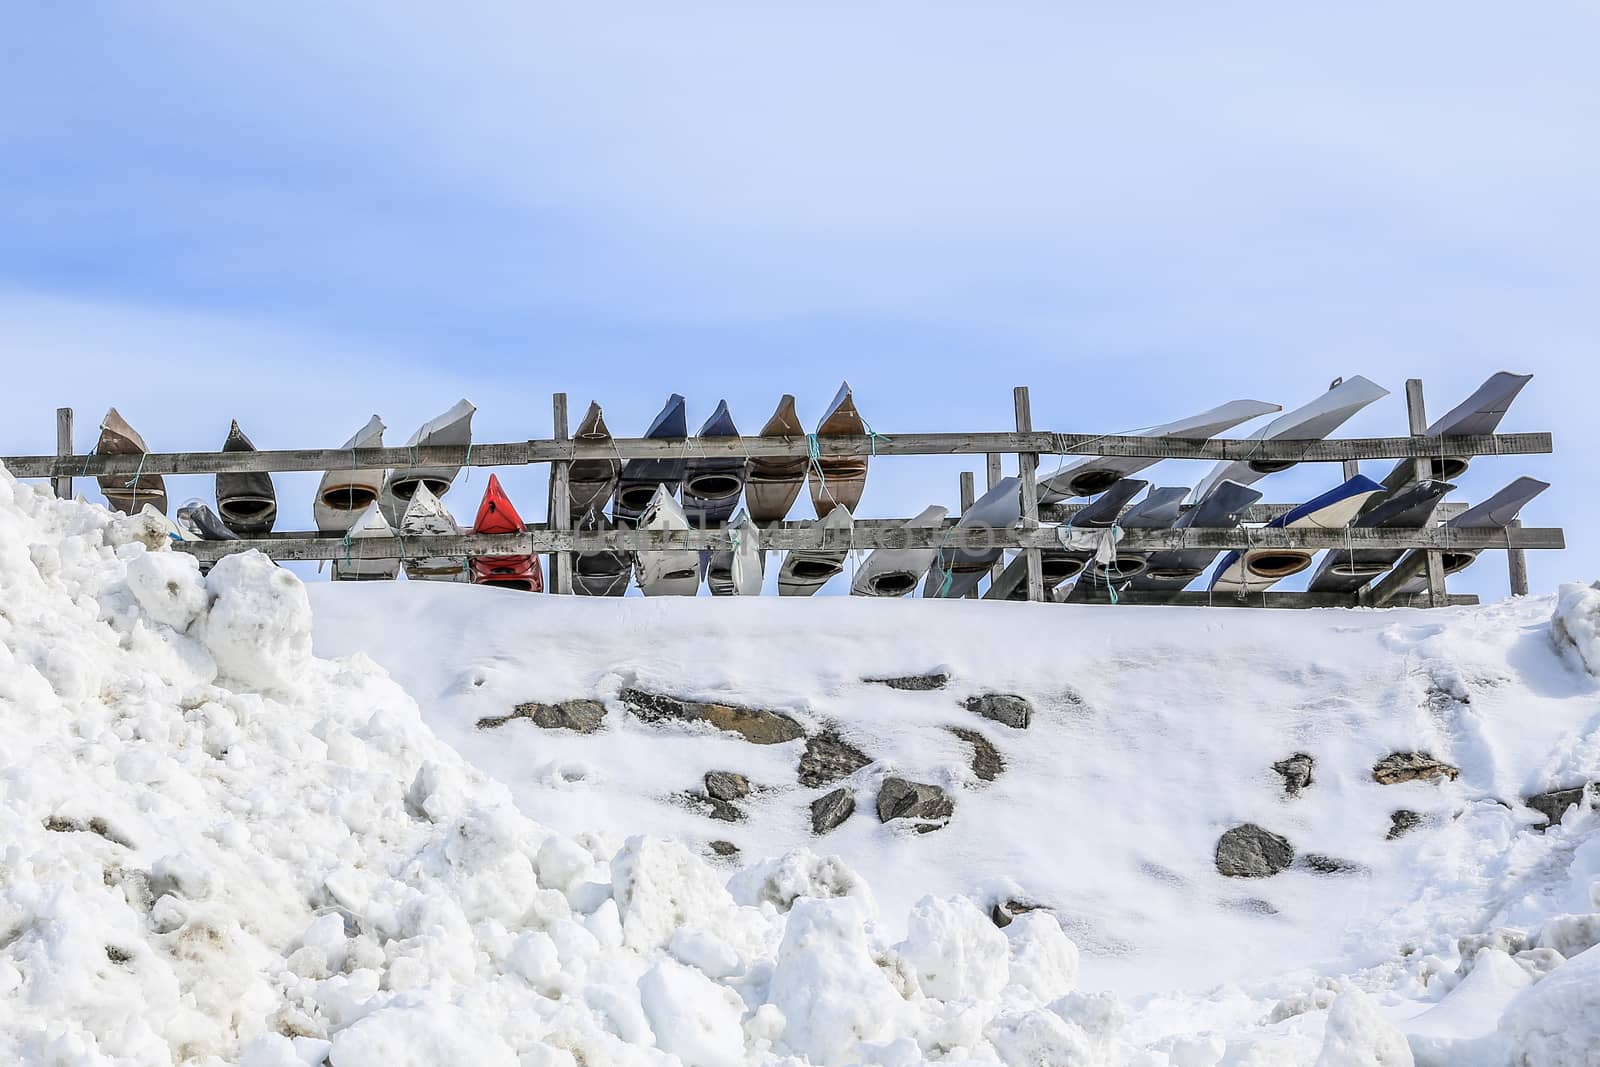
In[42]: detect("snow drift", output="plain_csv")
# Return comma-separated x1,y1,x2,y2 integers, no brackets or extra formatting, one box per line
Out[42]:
2,459,1599,1066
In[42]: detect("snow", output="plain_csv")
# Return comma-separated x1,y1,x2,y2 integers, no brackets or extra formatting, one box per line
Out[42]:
3,458,1600,1065
1553,580,1600,677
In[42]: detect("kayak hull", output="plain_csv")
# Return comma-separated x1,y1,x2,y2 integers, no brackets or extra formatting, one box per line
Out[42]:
400,483,468,583
381,399,475,524
216,420,277,534
779,508,853,597
96,408,168,515
470,473,543,592
808,382,868,519
683,401,747,527
614,395,689,525
852,505,949,597
746,395,807,523
314,415,387,534
1209,475,1385,595
636,485,699,596
568,401,621,519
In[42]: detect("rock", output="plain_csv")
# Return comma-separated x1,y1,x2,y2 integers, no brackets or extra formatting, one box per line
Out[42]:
1387,810,1422,839
947,727,1004,782
797,731,872,787
876,777,954,828
682,792,743,823
864,672,950,691
1215,823,1295,878
963,693,1032,729
988,900,1044,929
1221,897,1279,916
708,840,739,857
1457,928,1529,975
476,699,605,733
1371,752,1460,785
810,788,855,835
1523,783,1598,828
620,688,804,745
704,771,750,801
1272,753,1315,797
1299,854,1367,875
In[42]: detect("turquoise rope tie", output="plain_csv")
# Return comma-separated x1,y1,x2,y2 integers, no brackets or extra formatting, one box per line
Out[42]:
126,453,147,510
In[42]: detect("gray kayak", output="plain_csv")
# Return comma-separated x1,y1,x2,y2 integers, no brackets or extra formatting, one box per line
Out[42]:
216,420,277,534
314,415,386,534
381,399,476,524
1064,487,1189,601
1304,479,1453,594
852,505,949,597
989,479,1148,601
779,506,854,597
1192,376,1389,502
96,407,167,516
1371,372,1533,500
683,400,747,527
572,512,631,597
615,395,689,526
1383,477,1550,596
924,477,1021,599
1128,480,1265,592
567,401,621,520
1038,399,1279,502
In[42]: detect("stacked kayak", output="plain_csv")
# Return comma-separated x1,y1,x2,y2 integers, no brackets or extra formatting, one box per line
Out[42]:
635,485,700,596
779,507,853,596
1064,487,1189,601
216,420,277,534
471,474,543,591
1304,480,1453,594
614,395,688,526
1129,480,1265,592
565,402,628,595
333,503,401,582
745,395,807,523
706,513,764,596
96,408,167,515
400,484,468,582
925,478,1020,599
682,401,747,526
314,415,386,534
852,505,949,597
1208,476,1386,596
1381,477,1550,596
992,479,1149,600
809,383,869,519
381,399,475,524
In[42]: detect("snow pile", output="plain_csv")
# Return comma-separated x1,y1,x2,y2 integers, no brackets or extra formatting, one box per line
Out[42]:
4,459,1600,1067
1552,580,1600,677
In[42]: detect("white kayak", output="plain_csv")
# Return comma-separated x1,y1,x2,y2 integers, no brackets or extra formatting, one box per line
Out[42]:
314,415,387,534
990,479,1149,600
1384,477,1550,595
1208,475,1385,596
1038,399,1280,503
779,506,854,596
924,477,1021,599
706,512,764,596
1192,377,1389,502
381,399,476,523
399,483,468,582
1372,371,1533,497
851,505,949,597
635,484,700,596
332,501,401,582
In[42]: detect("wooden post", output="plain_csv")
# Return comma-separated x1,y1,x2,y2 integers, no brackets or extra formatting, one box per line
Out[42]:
551,393,573,595
1507,518,1529,596
54,407,73,501
959,471,978,598
985,452,1005,589
1013,386,1044,602
1342,459,1360,481
1405,379,1446,607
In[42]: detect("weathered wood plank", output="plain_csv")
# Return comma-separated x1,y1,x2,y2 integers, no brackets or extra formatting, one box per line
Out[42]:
1,429,1555,478
54,408,73,501
171,524,1566,563
1103,590,1478,609
550,393,572,595
1507,518,1530,596
1041,501,1471,524
959,471,977,599
1407,379,1448,607
1014,386,1044,602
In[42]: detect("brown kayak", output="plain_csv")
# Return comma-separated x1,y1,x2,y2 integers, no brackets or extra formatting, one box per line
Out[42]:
744,394,806,523
96,408,167,515
566,401,620,519
808,382,868,519
216,420,277,534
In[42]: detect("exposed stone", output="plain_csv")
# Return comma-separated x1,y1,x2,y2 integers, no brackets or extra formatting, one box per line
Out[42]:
620,688,804,745
947,727,1004,782
865,672,950,691
876,777,954,828
1220,897,1280,916
1215,823,1295,878
682,792,743,823
988,900,1044,929
708,840,740,857
810,788,855,835
476,698,605,733
1299,854,1368,876
797,731,873,787
1387,810,1422,840
963,693,1032,729
1371,752,1460,785
704,771,751,801
1523,783,1598,828
1272,753,1315,797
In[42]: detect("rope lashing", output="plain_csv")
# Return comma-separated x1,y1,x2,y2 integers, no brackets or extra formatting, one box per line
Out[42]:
126,452,147,509
806,433,839,510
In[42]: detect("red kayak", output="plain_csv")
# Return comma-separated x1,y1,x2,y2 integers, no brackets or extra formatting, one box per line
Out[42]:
470,474,544,592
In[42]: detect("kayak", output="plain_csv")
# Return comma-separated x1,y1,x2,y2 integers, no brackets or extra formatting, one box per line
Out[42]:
572,512,631,597
924,477,1021,599
176,500,240,543
635,484,700,596
1038,399,1280,502
314,415,387,534
400,483,469,582
1304,479,1453,594
1192,377,1389,502
1208,475,1386,595
989,479,1149,601
1383,477,1550,595
95,408,167,515
614,395,689,525
332,502,401,582
215,420,277,534
567,401,621,520
470,473,543,591
1064,487,1189,601
381,399,475,524
778,506,853,596
682,400,747,526
745,394,807,523
809,382,869,519
706,512,764,596
1371,372,1533,498
851,505,949,597
1128,480,1265,592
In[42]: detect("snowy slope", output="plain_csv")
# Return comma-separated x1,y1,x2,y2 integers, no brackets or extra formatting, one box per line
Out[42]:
3,456,1599,1067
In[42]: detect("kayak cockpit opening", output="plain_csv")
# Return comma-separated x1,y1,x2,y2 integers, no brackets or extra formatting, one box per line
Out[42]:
1246,458,1299,474
686,474,744,499
1330,560,1390,578
1145,566,1204,582
1245,551,1313,578
321,485,379,510
869,572,918,595
1067,469,1123,496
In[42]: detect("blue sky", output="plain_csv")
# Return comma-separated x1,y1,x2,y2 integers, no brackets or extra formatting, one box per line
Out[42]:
1,4,1593,596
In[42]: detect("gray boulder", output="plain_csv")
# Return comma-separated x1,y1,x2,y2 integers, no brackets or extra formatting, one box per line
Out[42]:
865,672,950,691
876,777,954,829
1523,783,1597,828
477,699,606,733
1388,810,1422,840
798,731,873,787
1372,752,1460,785
964,693,1032,729
704,771,751,801
620,688,804,745
1272,753,1315,797
810,788,855,835
947,727,1004,782
1215,823,1294,878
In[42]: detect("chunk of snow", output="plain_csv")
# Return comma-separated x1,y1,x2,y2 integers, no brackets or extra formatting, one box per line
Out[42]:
1315,989,1414,1066
1551,581,1600,677
638,959,747,1067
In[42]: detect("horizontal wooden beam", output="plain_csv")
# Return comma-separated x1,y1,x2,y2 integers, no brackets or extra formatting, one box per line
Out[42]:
171,523,1565,563
1098,590,1479,609
1,429,1553,479
1040,501,1471,523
